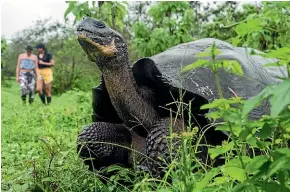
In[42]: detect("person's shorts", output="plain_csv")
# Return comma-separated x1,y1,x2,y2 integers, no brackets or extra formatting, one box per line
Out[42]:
39,68,53,84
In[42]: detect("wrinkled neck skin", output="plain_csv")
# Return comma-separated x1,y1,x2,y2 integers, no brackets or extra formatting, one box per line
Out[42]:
100,51,158,131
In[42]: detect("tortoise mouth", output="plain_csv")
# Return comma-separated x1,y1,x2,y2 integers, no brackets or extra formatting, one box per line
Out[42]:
76,29,103,50
76,28,104,43
76,29,117,57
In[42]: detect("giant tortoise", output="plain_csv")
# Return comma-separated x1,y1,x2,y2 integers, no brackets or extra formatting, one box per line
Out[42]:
75,17,287,176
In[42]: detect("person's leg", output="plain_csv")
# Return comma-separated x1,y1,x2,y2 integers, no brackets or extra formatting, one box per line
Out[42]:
37,73,46,104
27,72,35,104
28,92,34,104
19,72,28,104
45,83,52,104
21,94,27,104
44,69,53,104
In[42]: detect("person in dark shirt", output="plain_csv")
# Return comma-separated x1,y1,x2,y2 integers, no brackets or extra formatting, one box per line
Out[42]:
35,43,55,104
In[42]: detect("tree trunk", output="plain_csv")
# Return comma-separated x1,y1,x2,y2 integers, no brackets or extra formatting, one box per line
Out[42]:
112,2,116,30
98,1,104,16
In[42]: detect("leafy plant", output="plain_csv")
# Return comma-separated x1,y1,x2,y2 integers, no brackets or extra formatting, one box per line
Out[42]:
1,37,11,87
2,2,290,192
64,1,127,31
132,2,195,57
181,41,290,192
232,2,290,51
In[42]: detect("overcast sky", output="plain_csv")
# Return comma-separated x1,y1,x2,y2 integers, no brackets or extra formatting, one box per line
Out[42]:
1,0,72,39
1,1,259,40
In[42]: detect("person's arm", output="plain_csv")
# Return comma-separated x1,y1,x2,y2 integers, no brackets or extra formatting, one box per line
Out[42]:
34,56,40,78
38,53,55,66
38,59,55,66
16,55,21,83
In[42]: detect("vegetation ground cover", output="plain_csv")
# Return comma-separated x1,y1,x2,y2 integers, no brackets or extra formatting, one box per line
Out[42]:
1,82,99,191
1,1,290,192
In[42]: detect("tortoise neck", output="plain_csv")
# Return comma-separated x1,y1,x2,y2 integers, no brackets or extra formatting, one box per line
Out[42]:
102,55,157,130
102,58,138,98
102,53,138,89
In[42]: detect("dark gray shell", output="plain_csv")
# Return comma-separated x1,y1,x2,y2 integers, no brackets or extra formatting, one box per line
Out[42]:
149,38,288,120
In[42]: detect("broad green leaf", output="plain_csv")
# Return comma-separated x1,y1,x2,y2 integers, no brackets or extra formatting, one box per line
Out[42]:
239,128,252,141
216,124,242,136
196,51,212,57
195,168,219,190
256,140,271,149
201,99,228,110
232,36,242,46
259,123,272,139
220,60,244,75
235,18,263,36
201,97,242,111
242,94,264,117
266,156,290,178
213,48,221,56
196,48,221,58
64,1,76,18
267,47,290,59
227,156,252,166
275,148,290,157
245,155,269,174
180,59,209,73
208,142,234,159
106,165,124,173
247,136,258,147
223,110,243,124
262,182,290,192
71,5,80,16
242,86,272,117
232,183,249,192
222,166,246,182
243,79,290,118
210,176,228,186
205,111,222,120
269,79,290,117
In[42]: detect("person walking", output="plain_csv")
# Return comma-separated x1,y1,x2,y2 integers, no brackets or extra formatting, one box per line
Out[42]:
16,45,39,104
35,43,55,105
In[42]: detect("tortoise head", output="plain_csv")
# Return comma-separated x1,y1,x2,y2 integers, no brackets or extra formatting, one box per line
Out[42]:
76,17,127,69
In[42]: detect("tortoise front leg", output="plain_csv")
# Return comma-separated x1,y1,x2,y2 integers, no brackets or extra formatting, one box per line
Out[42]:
77,122,133,171
145,118,184,177
146,118,212,177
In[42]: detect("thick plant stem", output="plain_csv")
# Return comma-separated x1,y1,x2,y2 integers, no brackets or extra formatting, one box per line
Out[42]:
213,66,246,171
213,69,224,99
228,124,245,168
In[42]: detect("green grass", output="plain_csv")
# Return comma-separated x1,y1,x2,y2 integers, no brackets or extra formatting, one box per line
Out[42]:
1,81,102,191
2,80,290,192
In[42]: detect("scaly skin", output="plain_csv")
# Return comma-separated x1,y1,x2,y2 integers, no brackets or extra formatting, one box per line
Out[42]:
76,17,184,175
77,18,158,130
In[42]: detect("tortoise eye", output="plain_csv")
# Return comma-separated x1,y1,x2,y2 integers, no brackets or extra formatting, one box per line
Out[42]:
93,20,106,28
